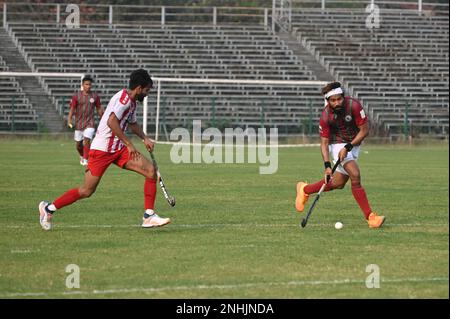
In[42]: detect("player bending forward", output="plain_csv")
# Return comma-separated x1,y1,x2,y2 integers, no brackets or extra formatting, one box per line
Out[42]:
295,82,385,228
39,69,171,230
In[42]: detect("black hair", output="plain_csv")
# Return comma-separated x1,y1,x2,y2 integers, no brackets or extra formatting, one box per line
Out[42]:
82,75,93,83
321,82,344,98
129,69,153,90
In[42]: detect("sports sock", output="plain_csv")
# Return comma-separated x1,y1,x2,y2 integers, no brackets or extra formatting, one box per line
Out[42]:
45,204,57,214
351,183,372,219
144,178,157,211
304,179,333,195
53,188,81,210
83,143,90,160
144,209,155,219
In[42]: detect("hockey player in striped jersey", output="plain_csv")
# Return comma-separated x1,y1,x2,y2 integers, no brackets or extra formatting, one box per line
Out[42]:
39,69,171,230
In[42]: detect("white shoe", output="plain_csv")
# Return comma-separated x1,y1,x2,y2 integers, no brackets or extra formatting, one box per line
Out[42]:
142,213,171,228
39,201,53,230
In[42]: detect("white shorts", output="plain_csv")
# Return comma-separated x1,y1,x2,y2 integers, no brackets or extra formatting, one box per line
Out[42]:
329,143,361,176
74,128,95,142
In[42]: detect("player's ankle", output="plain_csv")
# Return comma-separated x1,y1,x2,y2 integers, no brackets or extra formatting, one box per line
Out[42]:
45,204,56,214
144,209,155,218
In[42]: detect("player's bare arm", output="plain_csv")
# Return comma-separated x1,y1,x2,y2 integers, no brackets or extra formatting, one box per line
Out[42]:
128,122,154,152
96,103,104,119
338,122,369,161
67,105,74,128
320,136,332,181
106,112,140,161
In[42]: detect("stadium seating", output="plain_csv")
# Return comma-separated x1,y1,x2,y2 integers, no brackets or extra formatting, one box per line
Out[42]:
2,6,448,138
291,9,449,136
7,22,322,135
0,56,39,131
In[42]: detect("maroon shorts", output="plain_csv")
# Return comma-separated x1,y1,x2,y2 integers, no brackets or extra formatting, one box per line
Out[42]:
87,147,130,177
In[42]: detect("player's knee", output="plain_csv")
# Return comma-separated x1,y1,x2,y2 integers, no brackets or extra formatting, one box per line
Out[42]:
334,183,346,189
331,180,346,189
146,166,157,180
350,178,362,188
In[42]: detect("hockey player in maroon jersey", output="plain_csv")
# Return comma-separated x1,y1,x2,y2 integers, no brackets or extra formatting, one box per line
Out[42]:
68,75,104,166
295,82,385,228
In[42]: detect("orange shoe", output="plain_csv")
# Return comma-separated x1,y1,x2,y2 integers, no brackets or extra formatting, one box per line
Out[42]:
367,212,386,228
295,182,309,213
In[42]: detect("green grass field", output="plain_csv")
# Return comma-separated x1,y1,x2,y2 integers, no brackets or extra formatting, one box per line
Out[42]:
0,138,448,298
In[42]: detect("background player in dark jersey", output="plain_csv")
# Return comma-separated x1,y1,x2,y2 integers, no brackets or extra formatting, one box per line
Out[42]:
295,82,385,228
68,75,104,166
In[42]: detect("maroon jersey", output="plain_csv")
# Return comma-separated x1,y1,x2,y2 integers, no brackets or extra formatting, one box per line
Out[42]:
70,91,101,130
319,96,368,144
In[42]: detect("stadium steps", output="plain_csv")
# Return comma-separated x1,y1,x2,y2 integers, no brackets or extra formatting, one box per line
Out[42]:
277,32,334,82
290,10,449,137
0,28,63,132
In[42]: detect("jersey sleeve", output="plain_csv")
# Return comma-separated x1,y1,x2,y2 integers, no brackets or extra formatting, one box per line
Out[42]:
70,94,78,109
319,111,330,138
95,95,102,108
111,99,130,120
352,99,368,127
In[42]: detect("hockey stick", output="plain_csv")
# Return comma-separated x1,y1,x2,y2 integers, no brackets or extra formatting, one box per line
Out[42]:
148,151,176,207
300,159,341,228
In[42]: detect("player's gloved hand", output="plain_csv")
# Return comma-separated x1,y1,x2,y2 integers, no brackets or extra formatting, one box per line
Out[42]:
68,119,73,129
324,167,332,184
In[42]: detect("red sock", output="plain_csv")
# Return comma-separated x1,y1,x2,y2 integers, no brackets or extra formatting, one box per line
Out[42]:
83,143,90,160
351,185,372,219
304,179,333,195
144,178,157,210
53,188,81,209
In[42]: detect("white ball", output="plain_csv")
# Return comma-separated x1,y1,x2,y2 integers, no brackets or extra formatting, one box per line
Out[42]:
335,222,344,230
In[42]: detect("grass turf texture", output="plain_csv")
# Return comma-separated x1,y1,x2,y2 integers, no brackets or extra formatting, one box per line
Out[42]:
0,139,448,298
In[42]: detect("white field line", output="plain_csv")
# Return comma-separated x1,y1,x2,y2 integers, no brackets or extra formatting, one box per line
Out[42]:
1,277,448,298
10,249,40,254
3,222,449,229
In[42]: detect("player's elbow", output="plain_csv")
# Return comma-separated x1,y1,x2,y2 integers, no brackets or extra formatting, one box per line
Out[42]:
360,124,369,138
320,137,329,148
361,129,369,139
363,127,369,138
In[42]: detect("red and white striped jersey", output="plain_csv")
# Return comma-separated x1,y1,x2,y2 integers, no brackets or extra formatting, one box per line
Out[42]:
70,91,101,130
91,89,137,153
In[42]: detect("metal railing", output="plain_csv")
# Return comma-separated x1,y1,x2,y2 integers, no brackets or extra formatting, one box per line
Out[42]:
2,1,447,30
290,0,448,12
2,3,271,27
